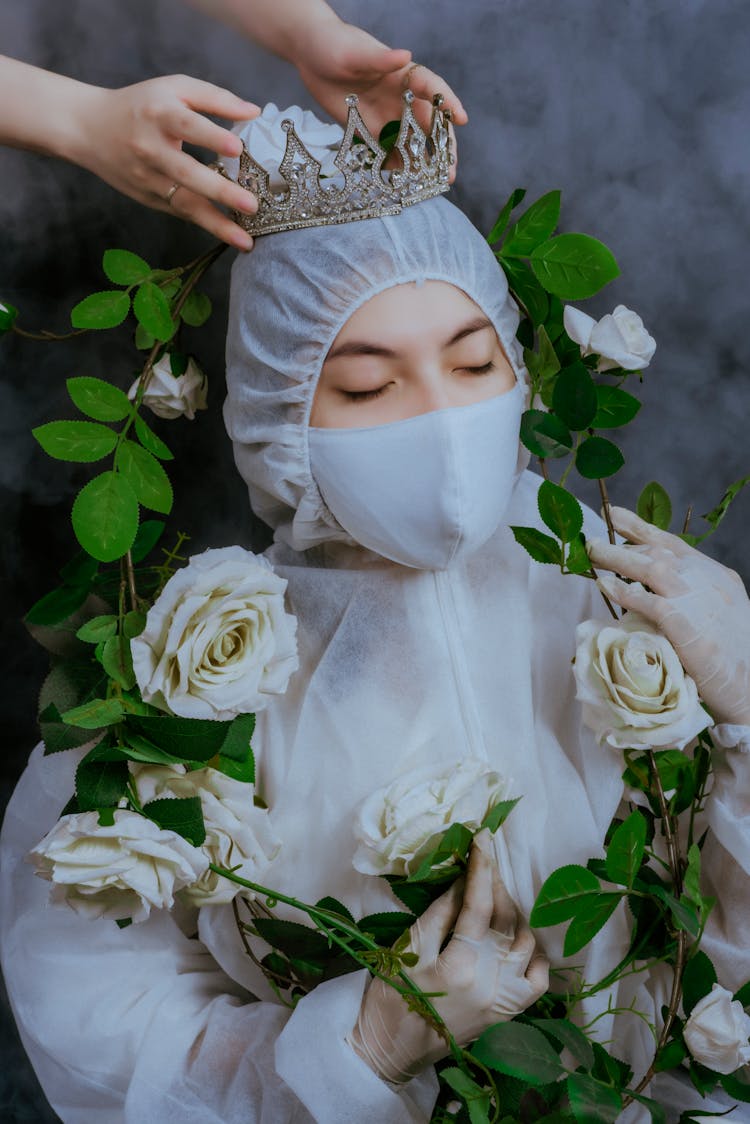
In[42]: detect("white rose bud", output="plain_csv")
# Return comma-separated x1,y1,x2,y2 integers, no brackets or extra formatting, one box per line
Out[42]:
353,757,508,878
28,810,208,923
564,304,656,372
160,767,280,905
224,103,344,187
131,546,299,721
574,612,709,750
128,355,207,421
684,984,750,1075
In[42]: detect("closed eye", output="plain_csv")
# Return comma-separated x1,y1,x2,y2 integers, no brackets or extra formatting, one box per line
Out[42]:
462,362,495,375
340,385,389,402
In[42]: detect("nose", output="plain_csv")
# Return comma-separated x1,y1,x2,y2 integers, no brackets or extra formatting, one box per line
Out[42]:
411,371,455,416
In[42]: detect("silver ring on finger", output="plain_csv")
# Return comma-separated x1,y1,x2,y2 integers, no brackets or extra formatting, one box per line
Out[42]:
165,182,181,205
403,62,425,91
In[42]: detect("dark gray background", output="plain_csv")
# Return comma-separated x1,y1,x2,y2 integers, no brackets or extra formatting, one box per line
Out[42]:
1,1,749,1119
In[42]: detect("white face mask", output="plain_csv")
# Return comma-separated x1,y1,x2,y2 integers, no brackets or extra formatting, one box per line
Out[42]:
308,383,524,570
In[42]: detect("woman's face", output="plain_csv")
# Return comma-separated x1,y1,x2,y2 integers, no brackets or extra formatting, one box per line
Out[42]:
310,281,517,428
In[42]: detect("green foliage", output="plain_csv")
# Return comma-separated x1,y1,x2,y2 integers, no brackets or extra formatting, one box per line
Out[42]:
501,191,561,257
637,481,673,531
130,519,166,563
76,752,129,811
117,439,173,514
358,911,415,946
441,1068,491,1124
472,1022,566,1085
481,797,521,833
26,583,90,627
125,713,251,765
67,376,132,422
575,436,624,479
134,415,174,461
500,257,549,326
71,290,131,330
510,526,563,565
530,1018,595,1069
76,615,118,643
682,473,750,547
538,480,583,543
520,410,573,459
605,810,647,888
102,249,151,286
32,420,117,463
61,696,124,728
487,187,527,244
0,300,19,332
133,281,174,341
593,386,641,429
180,291,212,327
405,822,474,883
552,363,598,431
566,1072,622,1123
530,234,620,300
143,795,206,847
100,634,136,690
563,892,621,956
71,471,139,561
530,864,600,926
682,950,718,1016
564,535,592,575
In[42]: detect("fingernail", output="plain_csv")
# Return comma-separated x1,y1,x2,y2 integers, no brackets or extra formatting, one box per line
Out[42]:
236,194,257,215
232,232,253,252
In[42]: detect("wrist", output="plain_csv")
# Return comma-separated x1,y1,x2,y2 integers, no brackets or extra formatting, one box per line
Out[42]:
51,81,110,170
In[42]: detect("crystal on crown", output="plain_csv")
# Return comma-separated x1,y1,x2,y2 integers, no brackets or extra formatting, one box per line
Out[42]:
234,92,453,237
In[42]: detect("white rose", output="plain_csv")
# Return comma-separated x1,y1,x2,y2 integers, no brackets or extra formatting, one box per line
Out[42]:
564,304,656,372
574,612,709,750
127,355,207,420
225,103,344,187
684,984,750,1075
129,761,186,806
28,810,208,923
131,546,298,720
353,757,508,878
158,767,280,905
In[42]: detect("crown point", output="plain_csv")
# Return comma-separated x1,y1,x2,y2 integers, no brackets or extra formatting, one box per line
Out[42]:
281,119,293,133
403,90,415,105
345,94,359,108
432,93,444,108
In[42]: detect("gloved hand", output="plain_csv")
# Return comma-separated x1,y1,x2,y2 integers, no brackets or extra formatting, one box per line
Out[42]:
588,505,750,726
349,830,549,1084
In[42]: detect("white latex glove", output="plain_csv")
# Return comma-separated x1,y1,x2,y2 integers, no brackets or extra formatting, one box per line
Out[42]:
588,505,750,726
349,831,549,1084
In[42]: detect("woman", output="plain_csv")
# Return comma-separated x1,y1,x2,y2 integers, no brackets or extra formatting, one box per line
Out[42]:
3,130,750,1122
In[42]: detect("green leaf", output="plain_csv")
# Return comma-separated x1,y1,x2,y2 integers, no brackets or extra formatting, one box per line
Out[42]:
61,696,124,728
386,877,444,916
520,410,573,460
358,911,415,946
576,436,624,480
134,322,156,350
510,526,563,565
566,1073,622,1124
592,385,641,430
59,551,100,587
682,473,750,547
118,734,188,766
134,414,174,461
315,897,356,925
101,634,136,690
169,350,188,376
253,918,330,962
76,755,129,811
67,376,132,422
530,864,601,927
25,583,90,627
215,713,256,768
127,714,232,762
563,892,621,956
682,951,718,1017
500,257,549,327
720,1070,750,1104
628,1092,666,1124
733,979,750,1008
552,362,598,431
122,610,146,640
538,480,583,543
501,191,561,257
406,822,473,883
481,797,521,833
71,471,139,562
130,518,166,563
531,1018,595,1069
683,843,703,908
472,1022,566,1085
32,420,117,463
441,1068,491,1124
117,439,173,514
144,795,206,847
637,481,673,531
71,290,131,330
133,281,175,342
537,323,562,379
605,810,647,887
180,291,212,327
102,248,151,286
0,300,19,332
76,614,118,643
487,187,526,244
651,887,701,937
565,535,592,575
530,234,620,300
39,701,98,754
653,1037,688,1073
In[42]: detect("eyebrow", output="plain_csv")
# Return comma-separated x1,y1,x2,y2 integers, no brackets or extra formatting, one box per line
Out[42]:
325,315,494,361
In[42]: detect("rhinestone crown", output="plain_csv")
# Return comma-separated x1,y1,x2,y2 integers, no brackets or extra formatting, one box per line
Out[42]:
233,91,453,237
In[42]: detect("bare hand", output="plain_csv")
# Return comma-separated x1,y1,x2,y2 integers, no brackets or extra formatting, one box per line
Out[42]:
70,75,261,248
294,17,467,183
588,506,750,726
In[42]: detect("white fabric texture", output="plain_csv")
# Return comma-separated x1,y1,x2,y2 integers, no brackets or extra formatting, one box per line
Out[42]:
2,195,749,1122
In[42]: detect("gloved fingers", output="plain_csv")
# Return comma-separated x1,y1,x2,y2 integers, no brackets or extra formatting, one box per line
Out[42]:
587,539,678,597
453,831,495,941
410,876,464,961
608,505,693,558
506,925,538,971
490,857,519,936
594,573,668,628
525,953,550,994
